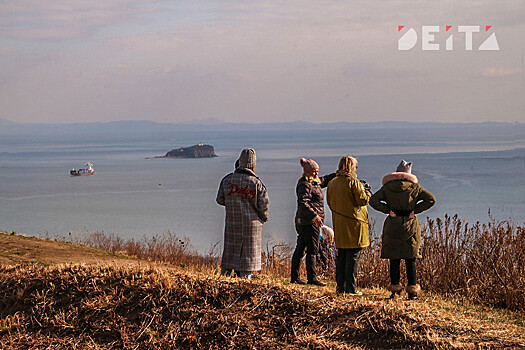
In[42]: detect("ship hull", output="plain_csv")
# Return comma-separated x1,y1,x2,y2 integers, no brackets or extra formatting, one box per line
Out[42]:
70,170,94,176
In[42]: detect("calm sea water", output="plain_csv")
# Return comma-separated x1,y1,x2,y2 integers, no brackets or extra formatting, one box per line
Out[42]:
1,127,523,253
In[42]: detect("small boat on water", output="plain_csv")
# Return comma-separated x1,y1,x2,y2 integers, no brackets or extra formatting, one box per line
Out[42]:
70,162,94,176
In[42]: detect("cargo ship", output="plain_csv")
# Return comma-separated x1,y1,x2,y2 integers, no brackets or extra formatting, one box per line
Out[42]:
70,163,94,176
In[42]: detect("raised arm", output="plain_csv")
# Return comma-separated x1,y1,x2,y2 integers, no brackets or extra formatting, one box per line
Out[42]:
351,179,371,207
414,188,436,214
369,187,390,214
319,173,336,188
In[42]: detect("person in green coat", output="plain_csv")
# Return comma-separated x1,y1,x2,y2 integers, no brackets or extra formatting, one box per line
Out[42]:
369,160,436,300
327,155,371,295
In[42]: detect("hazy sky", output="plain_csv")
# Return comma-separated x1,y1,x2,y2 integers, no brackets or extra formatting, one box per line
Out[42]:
1,0,524,124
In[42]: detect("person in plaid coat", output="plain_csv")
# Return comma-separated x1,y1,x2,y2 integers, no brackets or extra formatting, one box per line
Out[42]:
216,148,269,278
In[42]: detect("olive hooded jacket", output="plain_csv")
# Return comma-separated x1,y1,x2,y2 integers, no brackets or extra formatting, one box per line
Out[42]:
369,172,436,259
327,171,371,249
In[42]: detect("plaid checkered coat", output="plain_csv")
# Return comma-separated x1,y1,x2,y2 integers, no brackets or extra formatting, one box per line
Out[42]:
216,167,269,272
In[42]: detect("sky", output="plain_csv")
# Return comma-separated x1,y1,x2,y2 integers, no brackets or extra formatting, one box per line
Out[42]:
0,0,524,124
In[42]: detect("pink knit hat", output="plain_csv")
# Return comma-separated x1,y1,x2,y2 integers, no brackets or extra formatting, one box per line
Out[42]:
300,158,319,174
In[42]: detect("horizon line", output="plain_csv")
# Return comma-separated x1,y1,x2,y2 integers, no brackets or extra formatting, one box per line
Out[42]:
1,117,522,126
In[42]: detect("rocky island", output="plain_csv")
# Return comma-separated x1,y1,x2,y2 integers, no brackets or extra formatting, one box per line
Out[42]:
156,143,217,158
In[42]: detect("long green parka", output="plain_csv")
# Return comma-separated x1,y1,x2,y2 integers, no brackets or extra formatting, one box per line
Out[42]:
369,172,436,260
327,171,371,249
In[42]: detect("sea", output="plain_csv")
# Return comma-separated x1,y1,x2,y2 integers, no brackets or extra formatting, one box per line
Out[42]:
1,125,524,253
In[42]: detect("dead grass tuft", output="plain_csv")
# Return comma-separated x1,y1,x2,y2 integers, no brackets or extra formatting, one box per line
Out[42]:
1,264,523,349
358,215,525,312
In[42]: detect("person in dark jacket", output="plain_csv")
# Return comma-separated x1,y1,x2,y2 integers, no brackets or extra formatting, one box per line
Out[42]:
369,160,436,300
290,158,336,286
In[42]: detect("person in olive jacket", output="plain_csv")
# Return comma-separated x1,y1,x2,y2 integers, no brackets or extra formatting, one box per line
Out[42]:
327,155,371,295
369,160,435,300
290,158,336,286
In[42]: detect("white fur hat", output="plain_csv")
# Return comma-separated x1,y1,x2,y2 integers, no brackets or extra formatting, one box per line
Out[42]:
321,225,334,241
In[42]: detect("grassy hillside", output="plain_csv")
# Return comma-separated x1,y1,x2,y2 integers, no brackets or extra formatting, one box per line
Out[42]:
1,263,525,349
0,233,524,349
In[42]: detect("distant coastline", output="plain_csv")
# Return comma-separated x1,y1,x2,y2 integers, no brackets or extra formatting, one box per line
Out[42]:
0,117,523,136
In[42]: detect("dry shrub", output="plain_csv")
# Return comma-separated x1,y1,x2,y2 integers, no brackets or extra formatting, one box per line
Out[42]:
359,215,525,312
259,215,525,312
72,215,524,311
78,231,220,273
420,215,525,310
262,237,293,277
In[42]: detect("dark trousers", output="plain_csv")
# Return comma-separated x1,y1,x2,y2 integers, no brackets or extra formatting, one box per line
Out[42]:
291,223,320,282
389,259,417,285
336,248,362,293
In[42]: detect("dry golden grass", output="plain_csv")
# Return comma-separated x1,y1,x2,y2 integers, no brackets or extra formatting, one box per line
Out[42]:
63,215,525,312
1,214,524,348
1,263,524,349
266,215,525,312
360,215,525,312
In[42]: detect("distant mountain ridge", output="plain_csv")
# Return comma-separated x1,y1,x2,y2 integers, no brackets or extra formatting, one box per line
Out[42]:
0,117,17,126
0,117,522,136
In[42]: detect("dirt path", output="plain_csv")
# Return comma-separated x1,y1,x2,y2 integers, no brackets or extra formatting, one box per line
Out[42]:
0,232,142,266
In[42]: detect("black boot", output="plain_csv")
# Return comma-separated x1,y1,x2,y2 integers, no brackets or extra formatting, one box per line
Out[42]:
290,249,304,284
291,278,306,285
308,279,326,287
306,254,325,286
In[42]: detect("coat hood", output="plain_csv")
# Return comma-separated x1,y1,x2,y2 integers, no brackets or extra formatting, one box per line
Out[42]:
382,172,418,185
381,172,418,192
235,167,258,178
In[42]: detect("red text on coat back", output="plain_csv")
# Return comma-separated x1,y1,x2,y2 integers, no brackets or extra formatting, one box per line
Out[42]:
227,183,256,200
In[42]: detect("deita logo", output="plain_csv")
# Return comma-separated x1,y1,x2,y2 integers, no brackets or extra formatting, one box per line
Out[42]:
398,26,499,51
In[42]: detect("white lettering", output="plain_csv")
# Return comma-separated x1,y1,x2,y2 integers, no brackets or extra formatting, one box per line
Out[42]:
458,26,480,50
422,26,440,51
478,33,500,51
397,25,498,51
446,35,453,51
398,28,418,50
